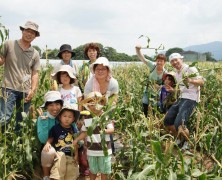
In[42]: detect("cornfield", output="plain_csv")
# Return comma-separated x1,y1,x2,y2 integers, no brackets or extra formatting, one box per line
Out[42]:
0,61,222,179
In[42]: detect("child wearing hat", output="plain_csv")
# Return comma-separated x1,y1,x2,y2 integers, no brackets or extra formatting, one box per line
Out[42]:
42,105,80,180
51,65,82,111
73,91,114,180
158,72,179,113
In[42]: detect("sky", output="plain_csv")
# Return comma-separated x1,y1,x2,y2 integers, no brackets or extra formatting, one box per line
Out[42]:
1,0,222,56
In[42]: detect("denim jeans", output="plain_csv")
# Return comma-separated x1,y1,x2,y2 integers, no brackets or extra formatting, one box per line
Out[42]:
164,98,197,131
0,88,31,131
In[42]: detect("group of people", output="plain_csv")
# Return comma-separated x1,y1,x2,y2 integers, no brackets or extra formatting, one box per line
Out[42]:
0,20,204,179
0,21,119,180
136,45,204,150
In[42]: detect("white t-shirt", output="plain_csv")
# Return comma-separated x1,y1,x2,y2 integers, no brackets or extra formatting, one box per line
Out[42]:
59,86,82,109
176,64,202,102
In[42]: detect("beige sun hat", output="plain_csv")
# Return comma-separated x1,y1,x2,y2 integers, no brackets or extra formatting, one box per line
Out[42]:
56,104,80,122
81,91,107,105
89,57,112,74
20,21,40,37
41,91,63,108
51,65,77,82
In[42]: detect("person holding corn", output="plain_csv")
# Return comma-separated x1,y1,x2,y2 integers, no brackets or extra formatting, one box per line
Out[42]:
164,53,204,150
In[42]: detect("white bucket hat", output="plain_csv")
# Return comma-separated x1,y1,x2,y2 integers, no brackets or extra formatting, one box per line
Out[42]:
51,65,77,82
41,91,63,108
169,53,184,62
89,57,111,74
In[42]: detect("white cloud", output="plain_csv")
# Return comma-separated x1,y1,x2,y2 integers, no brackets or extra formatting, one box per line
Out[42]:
1,0,222,56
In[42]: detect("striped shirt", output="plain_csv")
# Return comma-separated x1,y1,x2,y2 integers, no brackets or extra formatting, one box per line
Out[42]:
81,118,114,156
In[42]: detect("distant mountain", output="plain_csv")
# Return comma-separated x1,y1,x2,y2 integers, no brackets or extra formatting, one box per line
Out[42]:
183,41,222,60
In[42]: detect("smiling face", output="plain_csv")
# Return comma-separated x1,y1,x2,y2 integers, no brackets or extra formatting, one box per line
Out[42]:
60,72,71,85
170,58,183,70
22,29,37,43
46,102,62,117
156,58,166,70
61,51,72,64
59,110,74,128
87,48,98,62
94,64,109,80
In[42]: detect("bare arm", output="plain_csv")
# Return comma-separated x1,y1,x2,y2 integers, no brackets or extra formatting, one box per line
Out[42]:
135,45,148,64
187,77,204,87
43,137,54,152
78,96,83,111
73,131,87,146
105,128,114,134
25,70,39,102
0,56,5,66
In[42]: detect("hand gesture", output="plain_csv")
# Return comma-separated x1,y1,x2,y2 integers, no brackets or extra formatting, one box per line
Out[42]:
43,142,51,152
165,84,174,92
37,107,48,120
25,90,34,102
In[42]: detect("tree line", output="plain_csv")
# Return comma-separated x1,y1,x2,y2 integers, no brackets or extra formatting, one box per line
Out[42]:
33,43,140,62
33,44,216,62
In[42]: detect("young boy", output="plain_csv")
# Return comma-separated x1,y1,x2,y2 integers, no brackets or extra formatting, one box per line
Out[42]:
73,91,114,180
158,72,178,113
42,105,80,180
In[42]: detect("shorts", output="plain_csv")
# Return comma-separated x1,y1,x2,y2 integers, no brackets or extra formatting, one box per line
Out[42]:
50,152,79,180
87,155,111,174
164,98,197,130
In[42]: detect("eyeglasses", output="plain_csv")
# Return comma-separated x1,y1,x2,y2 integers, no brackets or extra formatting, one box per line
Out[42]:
95,67,108,72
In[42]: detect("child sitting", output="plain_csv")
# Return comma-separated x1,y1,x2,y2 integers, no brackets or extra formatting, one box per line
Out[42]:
51,65,82,111
158,72,178,113
73,91,114,180
42,105,80,180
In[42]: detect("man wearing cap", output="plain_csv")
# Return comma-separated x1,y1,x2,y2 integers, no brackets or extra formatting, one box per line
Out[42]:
164,53,204,150
0,20,40,131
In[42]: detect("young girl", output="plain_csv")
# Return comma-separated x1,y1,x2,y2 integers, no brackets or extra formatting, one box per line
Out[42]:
73,91,114,180
42,105,80,180
158,72,178,113
51,65,82,111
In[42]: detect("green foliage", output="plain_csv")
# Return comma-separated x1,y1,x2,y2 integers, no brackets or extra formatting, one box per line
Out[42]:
204,52,217,62
165,47,184,59
33,45,41,56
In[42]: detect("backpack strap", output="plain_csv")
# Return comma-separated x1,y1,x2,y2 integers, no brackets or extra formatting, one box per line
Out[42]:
145,65,157,90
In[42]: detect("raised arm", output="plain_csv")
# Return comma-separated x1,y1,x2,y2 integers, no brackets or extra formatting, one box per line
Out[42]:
135,45,148,64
